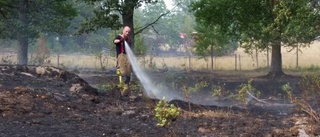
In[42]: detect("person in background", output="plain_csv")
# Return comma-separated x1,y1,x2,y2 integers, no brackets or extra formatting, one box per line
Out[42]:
113,26,132,97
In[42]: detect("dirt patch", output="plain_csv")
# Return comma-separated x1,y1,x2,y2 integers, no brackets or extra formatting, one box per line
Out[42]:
0,65,319,137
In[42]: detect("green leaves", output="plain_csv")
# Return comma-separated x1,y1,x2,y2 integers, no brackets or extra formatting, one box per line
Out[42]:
154,97,181,127
278,0,320,44
78,0,159,34
191,0,320,74
0,0,78,39
191,0,320,48
78,12,121,34
193,22,236,57
76,0,123,34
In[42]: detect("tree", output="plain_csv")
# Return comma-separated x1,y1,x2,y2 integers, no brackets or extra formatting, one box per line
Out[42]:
79,0,159,50
0,0,15,19
138,0,182,47
0,0,77,65
172,0,194,13
133,8,147,56
193,22,233,71
51,1,117,54
191,0,320,76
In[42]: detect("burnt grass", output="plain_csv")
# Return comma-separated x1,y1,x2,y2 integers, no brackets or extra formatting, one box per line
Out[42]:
0,65,319,137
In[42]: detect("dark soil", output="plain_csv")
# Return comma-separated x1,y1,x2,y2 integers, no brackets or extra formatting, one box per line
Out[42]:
0,65,319,137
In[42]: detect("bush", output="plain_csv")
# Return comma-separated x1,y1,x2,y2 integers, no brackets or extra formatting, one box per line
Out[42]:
238,80,260,105
154,97,181,127
282,82,320,123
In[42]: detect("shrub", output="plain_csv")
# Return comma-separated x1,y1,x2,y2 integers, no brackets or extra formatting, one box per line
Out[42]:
238,79,261,105
282,75,320,123
187,81,208,93
154,97,181,127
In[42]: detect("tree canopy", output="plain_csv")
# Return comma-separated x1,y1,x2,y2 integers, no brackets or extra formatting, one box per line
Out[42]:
191,0,320,76
0,0,77,39
0,0,77,64
79,0,159,49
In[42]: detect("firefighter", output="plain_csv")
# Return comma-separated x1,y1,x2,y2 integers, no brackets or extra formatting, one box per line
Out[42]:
113,26,132,96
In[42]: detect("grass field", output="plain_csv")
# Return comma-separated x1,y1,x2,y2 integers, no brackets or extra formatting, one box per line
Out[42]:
1,41,320,71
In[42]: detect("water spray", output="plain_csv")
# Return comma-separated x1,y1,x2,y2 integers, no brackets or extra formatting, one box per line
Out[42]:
124,42,295,115
124,42,181,101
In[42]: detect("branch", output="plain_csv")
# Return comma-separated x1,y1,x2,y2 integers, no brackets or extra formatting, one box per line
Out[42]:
0,10,6,19
286,44,297,52
134,3,181,35
134,11,169,35
152,25,158,34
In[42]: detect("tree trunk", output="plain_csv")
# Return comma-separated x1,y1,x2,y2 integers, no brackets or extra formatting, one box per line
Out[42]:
122,1,135,50
17,0,29,65
268,42,284,76
210,45,214,72
255,47,259,69
267,46,269,67
296,45,299,68
211,54,213,72
235,54,237,71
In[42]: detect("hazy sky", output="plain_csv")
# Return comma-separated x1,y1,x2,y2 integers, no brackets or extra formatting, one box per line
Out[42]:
164,0,173,9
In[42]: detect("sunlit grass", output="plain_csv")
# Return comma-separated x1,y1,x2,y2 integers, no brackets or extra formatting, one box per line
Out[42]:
1,41,320,72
